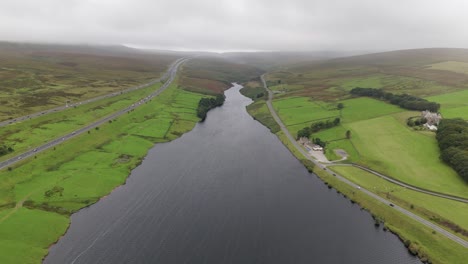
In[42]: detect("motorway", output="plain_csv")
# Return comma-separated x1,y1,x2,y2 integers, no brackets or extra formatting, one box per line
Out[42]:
0,58,188,171
260,74,468,248
0,58,186,128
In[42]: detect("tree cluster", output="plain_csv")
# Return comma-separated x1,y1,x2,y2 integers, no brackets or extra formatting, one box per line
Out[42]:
197,94,226,121
297,118,341,139
312,138,326,148
44,186,64,198
436,118,468,182
350,87,440,112
407,117,427,127
0,144,13,156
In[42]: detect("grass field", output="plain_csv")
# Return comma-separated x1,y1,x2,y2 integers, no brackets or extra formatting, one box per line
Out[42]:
0,81,204,263
330,166,468,235
272,97,339,136
347,115,468,198
272,96,403,156
270,94,468,198
426,89,468,120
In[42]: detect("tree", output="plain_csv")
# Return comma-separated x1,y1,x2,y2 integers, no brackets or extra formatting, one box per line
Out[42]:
333,117,341,126
297,127,311,139
346,130,351,139
337,103,344,110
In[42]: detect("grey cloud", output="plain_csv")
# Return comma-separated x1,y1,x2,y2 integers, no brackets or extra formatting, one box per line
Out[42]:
0,0,467,51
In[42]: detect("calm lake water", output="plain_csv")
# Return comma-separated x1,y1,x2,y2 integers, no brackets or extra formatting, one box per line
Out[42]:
45,84,420,264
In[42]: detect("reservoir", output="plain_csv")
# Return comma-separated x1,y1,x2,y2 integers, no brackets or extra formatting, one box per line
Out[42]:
45,84,420,264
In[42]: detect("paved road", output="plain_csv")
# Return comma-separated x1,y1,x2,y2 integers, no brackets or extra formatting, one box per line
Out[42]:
260,74,468,248
0,58,188,171
0,58,186,128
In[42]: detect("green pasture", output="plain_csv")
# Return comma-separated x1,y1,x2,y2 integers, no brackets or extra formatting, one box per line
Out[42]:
0,208,69,264
426,89,468,120
272,97,339,127
347,115,468,198
339,97,403,122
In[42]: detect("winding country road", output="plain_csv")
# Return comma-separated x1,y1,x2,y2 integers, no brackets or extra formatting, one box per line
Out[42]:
260,74,468,248
0,58,186,128
0,58,187,171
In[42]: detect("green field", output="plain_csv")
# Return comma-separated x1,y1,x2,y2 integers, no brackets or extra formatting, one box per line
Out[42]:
426,89,468,120
347,115,467,198
272,97,339,136
0,82,204,263
270,92,467,198
272,96,403,160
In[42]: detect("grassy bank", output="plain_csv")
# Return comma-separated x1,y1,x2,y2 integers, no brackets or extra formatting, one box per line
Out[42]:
0,81,204,263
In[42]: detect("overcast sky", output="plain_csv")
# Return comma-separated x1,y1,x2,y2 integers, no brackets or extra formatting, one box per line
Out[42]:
1,0,468,52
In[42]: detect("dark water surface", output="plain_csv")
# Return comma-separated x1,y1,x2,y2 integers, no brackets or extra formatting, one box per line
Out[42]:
45,84,420,264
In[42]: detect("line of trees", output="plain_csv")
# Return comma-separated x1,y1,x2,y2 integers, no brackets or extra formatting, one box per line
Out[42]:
350,87,440,112
297,118,341,139
197,94,226,121
436,118,468,182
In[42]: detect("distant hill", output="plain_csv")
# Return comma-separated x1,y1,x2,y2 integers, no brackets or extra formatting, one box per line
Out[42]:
221,51,363,70
0,42,183,119
180,55,264,94
266,48,468,99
